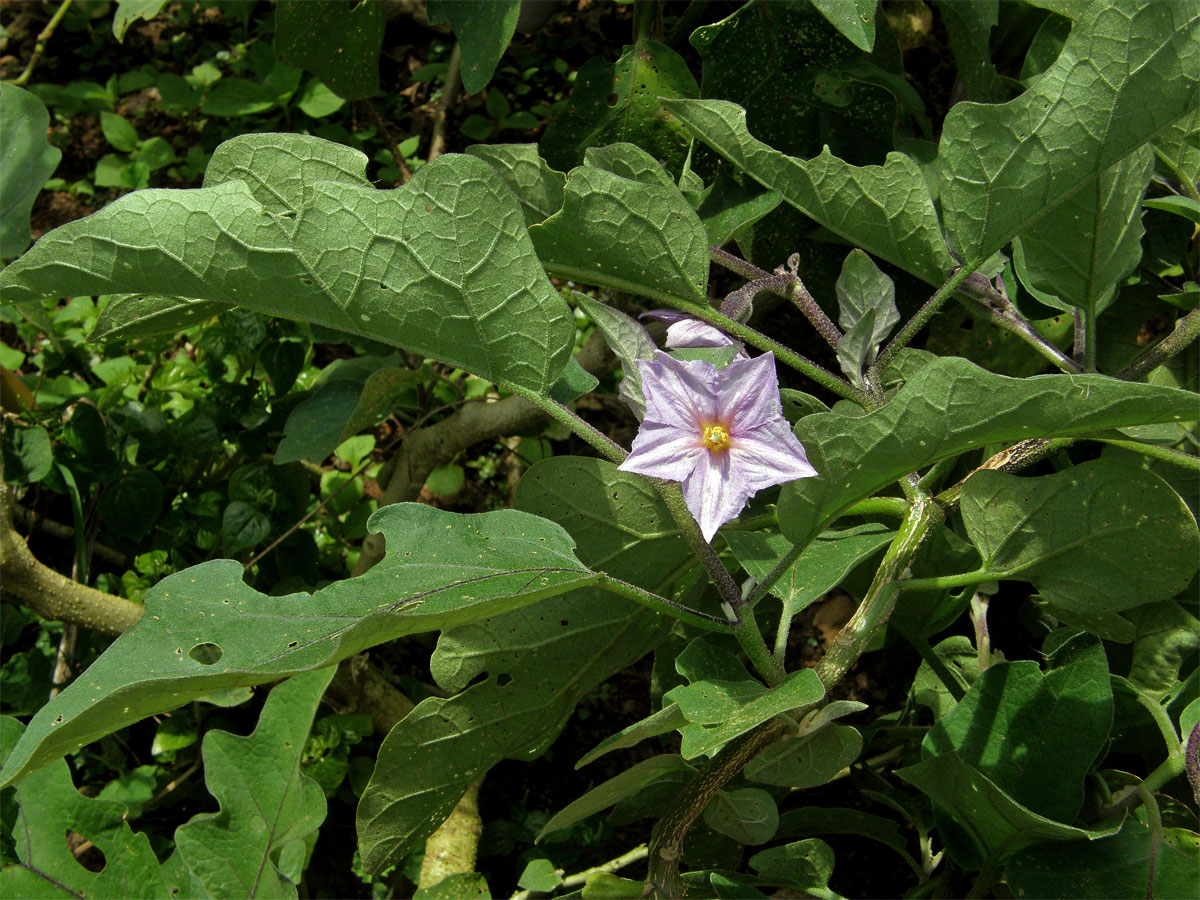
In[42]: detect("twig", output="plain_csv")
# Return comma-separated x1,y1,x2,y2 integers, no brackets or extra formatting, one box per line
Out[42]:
4,0,73,87
956,273,1083,374
363,98,412,184
510,845,649,900
9,504,127,567
428,43,462,162
1117,305,1200,381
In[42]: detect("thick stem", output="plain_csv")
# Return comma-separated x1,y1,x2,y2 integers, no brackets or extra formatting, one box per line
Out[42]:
1117,305,1200,381
735,605,786,686
956,274,1083,374
1094,437,1200,471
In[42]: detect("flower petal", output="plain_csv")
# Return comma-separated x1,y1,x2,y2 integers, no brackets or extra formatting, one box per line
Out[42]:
665,319,738,350
727,418,818,492
682,452,753,542
618,421,704,483
716,352,785,430
636,353,717,431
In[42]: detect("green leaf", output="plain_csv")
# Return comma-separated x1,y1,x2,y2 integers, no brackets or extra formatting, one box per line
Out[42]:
695,167,782,247
0,504,598,788
1013,147,1155,317
939,0,1200,269
744,723,862,789
1,425,52,484
427,0,521,95
778,357,1200,547
749,839,837,896
530,164,709,303
960,461,1199,618
835,249,899,354
923,634,1112,823
910,635,977,719
98,469,164,541
518,858,562,892
100,112,140,153
1,135,574,393
425,463,465,496
812,0,877,52
355,459,685,874
296,78,346,118
221,501,270,555
0,85,61,258
665,99,953,284
727,524,894,619
939,0,1004,103
691,2,893,164
201,79,278,117
414,873,490,900
0,717,171,898
671,669,824,759
275,381,362,465
1144,194,1200,224
1123,601,1200,697
896,752,1121,867
836,307,876,386
89,295,229,342
584,144,676,188
274,0,385,100
704,787,779,845
1006,817,1200,900
537,755,695,842
576,703,689,769
571,294,656,418
1154,108,1200,186
542,40,698,177
112,0,170,41
778,806,914,868
466,144,565,227
175,668,333,899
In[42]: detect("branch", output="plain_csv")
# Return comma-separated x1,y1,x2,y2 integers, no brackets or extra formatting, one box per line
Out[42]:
1,480,142,636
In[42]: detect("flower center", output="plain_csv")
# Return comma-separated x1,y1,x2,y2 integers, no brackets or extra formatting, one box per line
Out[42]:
701,423,732,454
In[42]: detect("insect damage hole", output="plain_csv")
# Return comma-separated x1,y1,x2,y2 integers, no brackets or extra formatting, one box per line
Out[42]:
66,830,107,873
188,643,223,665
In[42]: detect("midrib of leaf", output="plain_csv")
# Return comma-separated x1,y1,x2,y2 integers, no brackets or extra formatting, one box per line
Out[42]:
249,755,300,898
987,522,1141,577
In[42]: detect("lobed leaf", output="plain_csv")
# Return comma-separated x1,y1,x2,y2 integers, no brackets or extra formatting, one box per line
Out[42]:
778,357,1200,547
530,163,710,303
174,668,333,899
465,144,565,227
664,99,954,285
0,135,574,393
939,0,1200,269
0,504,597,788
0,85,62,259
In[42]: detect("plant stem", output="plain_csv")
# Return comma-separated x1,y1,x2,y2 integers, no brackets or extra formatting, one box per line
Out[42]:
1154,146,1200,204
1118,305,1200,381
890,617,966,702
956,274,1083,374
870,266,975,379
1095,437,1200,471
735,604,786,686
594,573,737,632
899,569,991,593
5,0,72,87
504,383,628,464
842,496,911,519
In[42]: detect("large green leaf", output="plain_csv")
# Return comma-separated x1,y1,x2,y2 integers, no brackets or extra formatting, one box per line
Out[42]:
0,718,171,899
530,163,709,303
0,504,597,788
692,1,892,163
923,634,1112,824
89,295,229,342
939,0,1004,103
960,462,1199,618
0,85,61,258
0,135,574,393
465,144,565,227
778,357,1200,547
663,99,954,284
1125,601,1200,698
355,459,688,874
541,38,698,177
427,0,520,95
1006,817,1200,900
939,0,1200,269
274,0,385,100
1013,147,1155,317
896,752,1121,867
175,668,333,899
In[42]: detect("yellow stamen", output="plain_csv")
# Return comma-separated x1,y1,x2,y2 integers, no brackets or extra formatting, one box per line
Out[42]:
702,423,732,453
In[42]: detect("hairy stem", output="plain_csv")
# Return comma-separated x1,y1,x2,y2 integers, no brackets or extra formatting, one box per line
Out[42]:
1117,305,1200,381
956,273,1083,374
870,266,975,379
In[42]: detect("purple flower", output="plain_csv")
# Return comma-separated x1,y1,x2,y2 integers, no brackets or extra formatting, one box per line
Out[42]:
618,351,818,542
